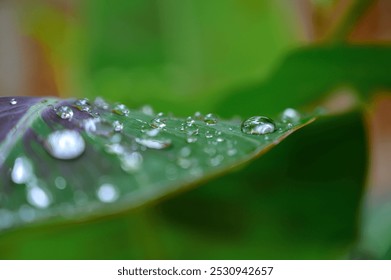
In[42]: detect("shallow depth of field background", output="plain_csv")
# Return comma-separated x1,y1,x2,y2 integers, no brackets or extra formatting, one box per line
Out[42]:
0,0,391,259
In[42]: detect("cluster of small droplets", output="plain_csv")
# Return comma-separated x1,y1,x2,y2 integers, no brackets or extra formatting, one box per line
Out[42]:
150,116,167,129
180,116,199,136
73,98,92,113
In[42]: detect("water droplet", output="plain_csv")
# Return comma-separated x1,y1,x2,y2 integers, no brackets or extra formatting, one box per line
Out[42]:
194,111,203,120
112,104,130,116
54,176,67,190
141,105,154,116
56,105,74,120
135,138,171,149
105,143,125,155
177,157,192,169
186,116,195,125
45,130,85,160
179,147,191,157
11,157,33,184
227,148,237,156
150,117,166,129
18,205,36,222
94,97,109,110
204,147,216,156
181,121,199,136
74,98,92,112
145,128,160,137
0,209,13,230
10,98,17,105
97,184,118,203
27,185,51,209
186,135,198,144
204,113,218,125
121,152,143,172
281,108,300,123
166,166,178,180
209,155,224,167
216,137,224,143
205,131,213,139
241,116,275,135
82,118,99,133
112,120,123,132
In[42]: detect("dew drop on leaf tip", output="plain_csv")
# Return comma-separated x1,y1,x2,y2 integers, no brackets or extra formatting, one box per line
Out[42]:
241,116,276,135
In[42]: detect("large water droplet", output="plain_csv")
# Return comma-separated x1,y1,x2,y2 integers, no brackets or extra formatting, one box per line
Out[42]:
112,104,130,116
11,157,33,184
135,138,171,149
97,183,118,203
10,98,17,105
45,130,85,160
241,116,275,135
281,108,300,123
150,117,166,129
56,105,74,120
27,184,51,209
204,113,218,125
112,120,123,132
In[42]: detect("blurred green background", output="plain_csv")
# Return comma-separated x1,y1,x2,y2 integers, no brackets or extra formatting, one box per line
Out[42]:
1,0,391,259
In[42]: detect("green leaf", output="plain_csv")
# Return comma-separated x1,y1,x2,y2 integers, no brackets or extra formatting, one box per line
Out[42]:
217,45,391,117
0,96,315,234
0,111,365,259
152,111,367,259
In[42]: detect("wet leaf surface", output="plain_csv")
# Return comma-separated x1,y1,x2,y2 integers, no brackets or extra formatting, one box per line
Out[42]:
0,96,315,233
